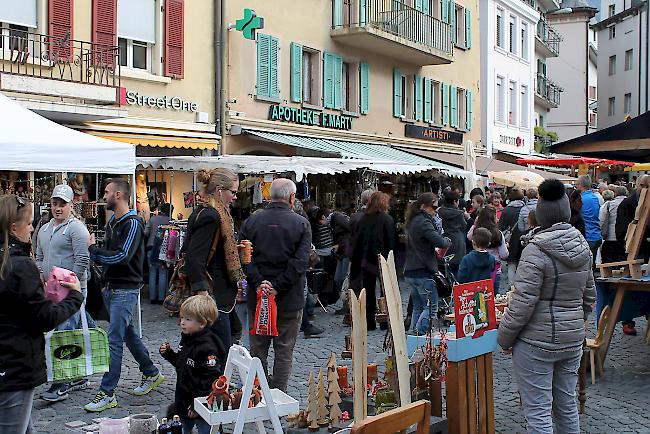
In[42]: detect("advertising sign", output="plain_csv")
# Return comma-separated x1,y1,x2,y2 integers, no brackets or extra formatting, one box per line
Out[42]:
453,279,496,339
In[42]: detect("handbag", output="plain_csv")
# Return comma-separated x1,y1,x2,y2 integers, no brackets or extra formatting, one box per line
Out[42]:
44,304,109,383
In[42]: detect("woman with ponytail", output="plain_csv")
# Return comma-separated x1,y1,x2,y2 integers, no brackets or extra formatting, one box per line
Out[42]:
403,193,451,333
0,195,82,432
182,169,245,351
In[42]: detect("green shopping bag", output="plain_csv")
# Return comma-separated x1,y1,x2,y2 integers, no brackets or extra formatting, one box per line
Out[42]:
44,304,110,382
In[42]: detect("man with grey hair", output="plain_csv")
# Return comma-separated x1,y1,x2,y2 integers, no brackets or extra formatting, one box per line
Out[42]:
597,182,608,206
577,175,602,266
238,178,312,392
517,188,538,232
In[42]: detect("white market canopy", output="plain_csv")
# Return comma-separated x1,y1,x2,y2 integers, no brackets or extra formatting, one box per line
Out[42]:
0,92,136,174
137,155,471,180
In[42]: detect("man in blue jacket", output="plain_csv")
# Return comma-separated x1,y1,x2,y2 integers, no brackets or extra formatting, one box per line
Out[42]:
84,178,164,412
578,175,602,267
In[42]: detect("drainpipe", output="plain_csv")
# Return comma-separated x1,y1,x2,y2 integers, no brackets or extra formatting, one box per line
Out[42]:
219,0,228,156
646,5,649,111
214,0,222,156
639,8,643,115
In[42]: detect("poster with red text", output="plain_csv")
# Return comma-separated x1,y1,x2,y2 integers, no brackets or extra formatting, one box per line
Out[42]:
453,279,496,339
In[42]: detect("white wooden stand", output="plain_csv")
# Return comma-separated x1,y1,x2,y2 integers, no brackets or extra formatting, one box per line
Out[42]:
194,345,299,434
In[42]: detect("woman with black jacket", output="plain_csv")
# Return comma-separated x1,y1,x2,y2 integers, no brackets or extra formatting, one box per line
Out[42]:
437,190,470,274
183,169,246,350
349,192,396,330
0,195,82,433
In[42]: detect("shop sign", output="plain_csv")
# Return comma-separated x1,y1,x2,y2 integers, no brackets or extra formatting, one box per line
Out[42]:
404,124,463,145
125,91,198,112
499,134,524,148
453,279,496,339
268,104,353,130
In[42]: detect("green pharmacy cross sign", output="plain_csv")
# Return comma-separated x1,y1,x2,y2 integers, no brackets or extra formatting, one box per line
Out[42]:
235,8,264,41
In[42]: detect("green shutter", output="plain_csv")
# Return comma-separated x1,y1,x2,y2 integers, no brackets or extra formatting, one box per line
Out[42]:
450,85,457,127
269,36,279,99
422,0,430,15
256,34,270,98
424,78,432,122
442,0,449,22
442,82,449,125
465,8,472,49
360,62,370,114
290,43,302,103
333,0,343,27
414,76,423,121
450,2,456,44
360,0,368,25
334,55,343,110
323,53,334,108
393,68,402,117
466,89,473,130
415,0,423,11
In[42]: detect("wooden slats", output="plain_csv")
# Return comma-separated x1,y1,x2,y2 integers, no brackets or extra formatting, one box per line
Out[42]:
447,354,495,434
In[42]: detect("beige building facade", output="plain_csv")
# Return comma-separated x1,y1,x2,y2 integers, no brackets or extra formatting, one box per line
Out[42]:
222,0,481,159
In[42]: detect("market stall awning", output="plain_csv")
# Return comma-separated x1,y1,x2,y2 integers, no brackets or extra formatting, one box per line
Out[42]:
88,132,219,150
244,129,470,177
516,157,635,168
0,92,135,173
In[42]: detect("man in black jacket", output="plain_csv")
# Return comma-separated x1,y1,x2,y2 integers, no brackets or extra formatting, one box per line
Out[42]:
239,178,311,392
84,178,164,412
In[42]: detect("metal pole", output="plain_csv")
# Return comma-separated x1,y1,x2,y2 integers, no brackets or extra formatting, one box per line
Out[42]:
219,0,227,156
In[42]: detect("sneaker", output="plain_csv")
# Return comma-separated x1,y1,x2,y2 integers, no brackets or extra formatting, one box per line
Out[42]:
623,322,637,336
303,324,324,338
133,372,165,396
84,391,117,412
42,379,88,402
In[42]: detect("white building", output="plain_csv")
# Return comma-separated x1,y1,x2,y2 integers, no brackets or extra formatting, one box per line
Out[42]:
547,1,599,142
481,0,539,156
595,0,649,130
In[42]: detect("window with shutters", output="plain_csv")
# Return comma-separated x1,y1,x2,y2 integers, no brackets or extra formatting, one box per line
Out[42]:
342,61,359,113
323,52,343,109
429,0,442,19
496,75,505,123
118,0,155,72
301,48,320,105
624,93,632,114
521,23,528,61
0,23,30,51
609,55,616,76
496,8,504,49
453,4,466,48
608,97,615,116
509,16,516,55
118,38,150,71
608,25,615,39
588,85,597,100
431,80,442,125
256,34,280,100
625,49,633,71
164,0,184,78
457,87,467,130
93,0,117,65
508,80,517,125
589,112,597,127
520,85,529,128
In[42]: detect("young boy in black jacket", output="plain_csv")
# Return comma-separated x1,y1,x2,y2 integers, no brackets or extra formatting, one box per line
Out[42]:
160,295,226,434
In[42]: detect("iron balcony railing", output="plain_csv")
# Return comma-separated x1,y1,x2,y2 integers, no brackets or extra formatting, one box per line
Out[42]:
536,20,561,56
335,0,454,56
536,73,562,107
0,28,120,88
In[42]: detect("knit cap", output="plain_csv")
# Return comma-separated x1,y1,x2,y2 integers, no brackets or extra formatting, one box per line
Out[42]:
536,179,571,228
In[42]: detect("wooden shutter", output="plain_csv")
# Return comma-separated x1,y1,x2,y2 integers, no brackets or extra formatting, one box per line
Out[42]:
360,62,370,114
50,0,73,60
290,43,303,103
424,78,432,122
92,0,116,65
465,8,472,49
450,85,457,127
466,89,473,130
164,0,184,78
269,36,279,99
323,53,335,108
256,34,271,98
334,55,343,110
442,0,449,23
442,83,449,125
414,76,423,121
333,0,343,28
393,68,402,117
450,2,456,44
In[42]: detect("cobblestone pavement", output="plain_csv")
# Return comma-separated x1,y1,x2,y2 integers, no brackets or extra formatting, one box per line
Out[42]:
33,285,650,433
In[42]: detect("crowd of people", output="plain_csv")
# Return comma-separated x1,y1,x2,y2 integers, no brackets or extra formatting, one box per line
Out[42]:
0,169,649,433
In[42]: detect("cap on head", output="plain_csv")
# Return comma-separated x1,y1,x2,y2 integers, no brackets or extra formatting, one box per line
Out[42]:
51,184,74,203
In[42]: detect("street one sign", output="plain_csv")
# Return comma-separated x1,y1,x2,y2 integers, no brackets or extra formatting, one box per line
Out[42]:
236,9,264,41
268,104,353,130
404,124,463,145
125,91,198,112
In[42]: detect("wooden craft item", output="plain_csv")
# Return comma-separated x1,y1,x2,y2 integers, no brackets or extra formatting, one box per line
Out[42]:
379,251,412,407
327,353,343,427
342,335,352,359
376,297,389,324
337,366,349,389
349,288,368,423
306,370,319,430
316,369,329,426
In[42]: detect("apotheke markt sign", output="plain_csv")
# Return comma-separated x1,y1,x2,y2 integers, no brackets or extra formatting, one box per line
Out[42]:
268,104,353,130
126,91,198,112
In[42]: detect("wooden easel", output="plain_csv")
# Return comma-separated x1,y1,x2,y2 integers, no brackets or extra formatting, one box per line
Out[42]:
600,187,650,278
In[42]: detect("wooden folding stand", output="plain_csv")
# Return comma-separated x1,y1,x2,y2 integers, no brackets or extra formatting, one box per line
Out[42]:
349,288,368,424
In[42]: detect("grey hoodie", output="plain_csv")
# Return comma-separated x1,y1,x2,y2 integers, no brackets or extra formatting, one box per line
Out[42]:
35,215,90,286
497,223,596,351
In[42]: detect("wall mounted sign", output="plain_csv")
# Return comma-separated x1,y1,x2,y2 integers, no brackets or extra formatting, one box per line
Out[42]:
499,135,524,147
404,124,463,145
235,8,264,40
125,91,198,112
268,104,353,130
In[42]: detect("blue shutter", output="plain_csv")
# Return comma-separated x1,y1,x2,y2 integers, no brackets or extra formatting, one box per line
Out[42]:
422,0,430,15
450,85,457,127
424,78,432,122
466,89,473,130
415,0,423,11
333,0,343,27
269,36,279,99
465,8,472,49
334,55,343,110
360,62,370,114
393,68,402,117
442,0,448,22
450,2,456,44
290,43,302,103
414,76,423,121
256,34,270,98
323,53,334,108
360,0,368,25
442,82,449,125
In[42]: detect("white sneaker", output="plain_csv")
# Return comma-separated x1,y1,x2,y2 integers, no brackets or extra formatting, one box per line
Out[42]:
84,391,117,412
133,372,165,396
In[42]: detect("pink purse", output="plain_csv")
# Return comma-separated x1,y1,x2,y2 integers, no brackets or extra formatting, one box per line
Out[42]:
45,267,77,303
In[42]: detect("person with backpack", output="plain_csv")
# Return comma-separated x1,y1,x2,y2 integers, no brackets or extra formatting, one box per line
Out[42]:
600,186,627,264
499,189,525,288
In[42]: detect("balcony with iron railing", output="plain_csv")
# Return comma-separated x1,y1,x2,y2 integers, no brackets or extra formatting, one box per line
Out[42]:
0,28,122,107
330,0,454,66
535,73,562,108
536,20,561,57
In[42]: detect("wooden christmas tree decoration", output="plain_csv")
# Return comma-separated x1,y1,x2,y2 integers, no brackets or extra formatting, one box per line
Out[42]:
326,353,343,427
306,370,319,431
316,369,329,426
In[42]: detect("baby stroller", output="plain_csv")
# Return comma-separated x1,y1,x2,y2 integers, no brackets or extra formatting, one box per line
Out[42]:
435,254,458,321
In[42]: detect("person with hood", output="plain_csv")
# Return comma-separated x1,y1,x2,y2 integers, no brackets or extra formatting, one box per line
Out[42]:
36,185,94,402
499,189,525,287
438,189,469,274
517,188,538,232
498,179,596,434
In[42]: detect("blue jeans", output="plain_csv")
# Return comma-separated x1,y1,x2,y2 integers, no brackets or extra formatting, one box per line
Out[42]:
181,416,210,434
210,310,231,351
100,288,158,395
235,303,249,348
0,389,34,434
148,260,168,302
512,340,582,434
334,257,350,294
405,277,437,334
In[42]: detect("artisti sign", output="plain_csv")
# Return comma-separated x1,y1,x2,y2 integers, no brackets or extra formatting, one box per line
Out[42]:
268,104,353,130
125,91,198,112
404,124,463,145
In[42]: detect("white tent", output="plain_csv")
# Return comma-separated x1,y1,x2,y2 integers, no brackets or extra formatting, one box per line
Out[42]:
0,92,135,174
